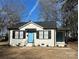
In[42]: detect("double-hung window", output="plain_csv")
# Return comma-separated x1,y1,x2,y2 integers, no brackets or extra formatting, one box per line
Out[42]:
37,30,51,39
13,31,25,39
19,31,23,39
15,31,19,39
44,31,48,39
39,31,43,39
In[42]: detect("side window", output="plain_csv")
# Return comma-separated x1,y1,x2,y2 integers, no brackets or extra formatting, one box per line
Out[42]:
56,32,63,42
44,31,48,39
39,31,43,39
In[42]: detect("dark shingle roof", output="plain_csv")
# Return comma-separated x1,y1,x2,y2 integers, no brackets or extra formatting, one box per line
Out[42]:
8,21,56,30
35,21,56,29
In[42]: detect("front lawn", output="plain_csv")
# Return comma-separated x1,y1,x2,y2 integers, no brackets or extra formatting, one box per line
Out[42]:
0,46,77,59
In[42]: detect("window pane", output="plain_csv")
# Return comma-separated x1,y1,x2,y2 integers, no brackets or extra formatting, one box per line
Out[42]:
39,31,43,39
15,31,19,39
44,31,48,39
20,31,23,39
56,32,63,42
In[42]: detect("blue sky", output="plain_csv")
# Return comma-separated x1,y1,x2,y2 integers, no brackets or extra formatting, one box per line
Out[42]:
21,0,40,22
0,0,64,27
0,0,40,22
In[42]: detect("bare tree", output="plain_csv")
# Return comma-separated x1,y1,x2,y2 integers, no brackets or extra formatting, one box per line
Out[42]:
0,0,27,35
39,0,66,28
62,0,78,38
39,0,57,21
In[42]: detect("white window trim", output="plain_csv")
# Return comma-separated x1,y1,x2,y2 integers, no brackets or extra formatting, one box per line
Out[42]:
39,31,43,39
15,31,19,39
19,31,23,39
44,30,48,39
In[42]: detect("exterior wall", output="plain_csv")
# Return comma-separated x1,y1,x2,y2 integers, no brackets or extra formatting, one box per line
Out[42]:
19,23,56,47
19,23,44,47
34,30,55,47
9,23,65,47
54,30,56,46
9,23,43,46
9,30,26,46
56,42,65,47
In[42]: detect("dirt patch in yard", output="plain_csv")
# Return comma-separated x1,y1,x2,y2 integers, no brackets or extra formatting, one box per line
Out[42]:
67,41,78,51
0,41,78,59
0,46,77,59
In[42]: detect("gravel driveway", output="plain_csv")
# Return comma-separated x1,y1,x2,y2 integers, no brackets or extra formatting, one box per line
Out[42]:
0,46,77,59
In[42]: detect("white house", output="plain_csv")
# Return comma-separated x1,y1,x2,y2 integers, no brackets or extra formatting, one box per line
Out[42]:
8,21,66,47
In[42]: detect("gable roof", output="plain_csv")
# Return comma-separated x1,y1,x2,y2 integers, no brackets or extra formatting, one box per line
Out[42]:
8,21,56,30
19,21,43,29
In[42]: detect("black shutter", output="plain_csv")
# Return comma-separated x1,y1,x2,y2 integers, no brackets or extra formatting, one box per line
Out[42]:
48,31,51,39
13,31,15,39
23,31,26,39
37,31,39,39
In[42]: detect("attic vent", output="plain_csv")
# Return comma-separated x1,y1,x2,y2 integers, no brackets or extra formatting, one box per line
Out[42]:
41,43,44,45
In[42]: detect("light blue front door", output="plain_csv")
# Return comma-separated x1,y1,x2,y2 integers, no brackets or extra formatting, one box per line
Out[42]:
28,32,34,43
